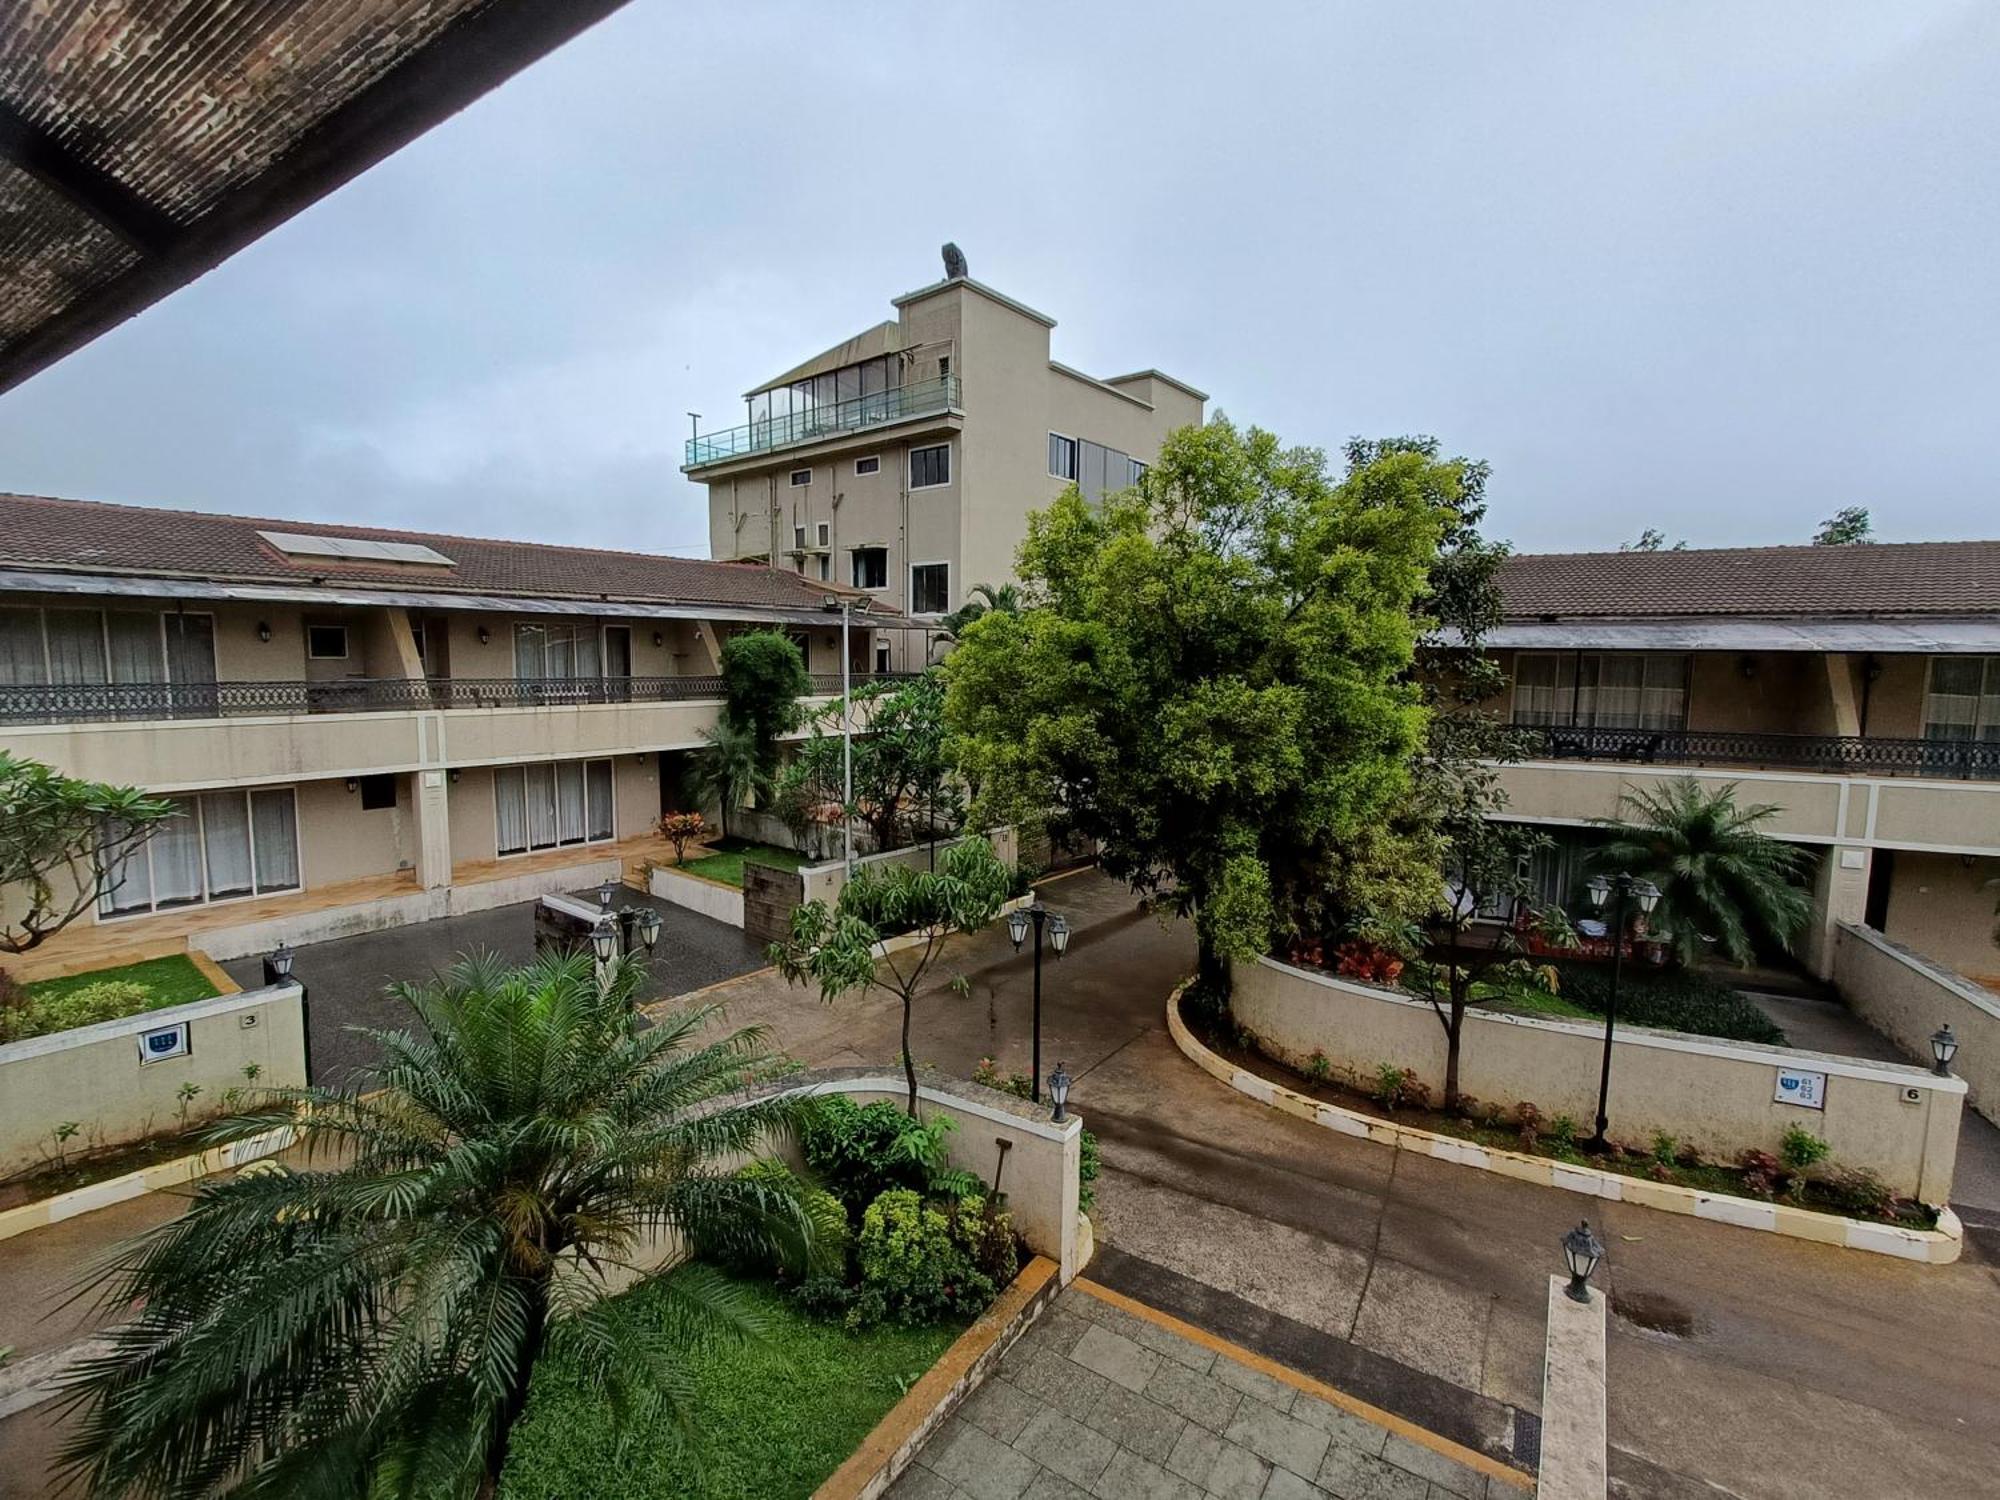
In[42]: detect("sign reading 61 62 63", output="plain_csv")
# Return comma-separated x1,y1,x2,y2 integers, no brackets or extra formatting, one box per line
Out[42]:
1774,1067,1826,1110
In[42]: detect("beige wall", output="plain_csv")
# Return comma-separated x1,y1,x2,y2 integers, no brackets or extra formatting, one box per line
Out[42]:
0,984,308,1175
297,774,416,887
1834,922,2000,1127
1864,656,1930,738
799,826,1021,909
1233,957,1964,1201
1880,853,2000,981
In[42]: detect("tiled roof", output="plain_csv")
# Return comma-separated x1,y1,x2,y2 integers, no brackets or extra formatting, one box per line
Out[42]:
1498,541,2000,620
0,492,872,614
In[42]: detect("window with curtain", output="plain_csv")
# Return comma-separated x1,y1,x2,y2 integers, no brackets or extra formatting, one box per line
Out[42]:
1510,653,1689,731
46,609,107,685
200,791,254,899
0,609,46,684
251,790,300,893
0,608,189,696
1923,657,2000,742
493,759,616,855
514,623,601,681
99,788,299,916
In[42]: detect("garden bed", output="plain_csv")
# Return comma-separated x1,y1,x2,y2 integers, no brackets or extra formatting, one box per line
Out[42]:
678,838,809,888
0,1129,207,1211
0,953,221,1043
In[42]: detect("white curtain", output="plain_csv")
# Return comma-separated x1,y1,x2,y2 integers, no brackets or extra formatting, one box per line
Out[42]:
201,792,254,898
586,760,614,840
514,624,546,679
0,609,46,685
494,768,528,854
45,609,105,684
556,762,585,844
106,612,159,683
97,816,149,915
251,790,300,892
527,764,557,849
150,798,205,907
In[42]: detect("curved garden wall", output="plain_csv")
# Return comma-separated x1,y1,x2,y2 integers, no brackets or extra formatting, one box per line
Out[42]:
1231,957,1963,1202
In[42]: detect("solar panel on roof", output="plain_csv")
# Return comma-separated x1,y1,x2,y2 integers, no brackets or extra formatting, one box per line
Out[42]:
257,530,454,566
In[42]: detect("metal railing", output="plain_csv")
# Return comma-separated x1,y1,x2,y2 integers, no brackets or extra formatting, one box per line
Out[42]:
684,375,961,467
1520,723,2000,781
0,673,922,725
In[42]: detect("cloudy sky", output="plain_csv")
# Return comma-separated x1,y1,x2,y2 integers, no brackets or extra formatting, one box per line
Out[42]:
2,1,1995,557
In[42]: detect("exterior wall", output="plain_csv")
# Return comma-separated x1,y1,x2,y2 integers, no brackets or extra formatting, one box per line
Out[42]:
1232,956,1964,1202
1864,655,1930,738
1684,652,1833,735
297,774,416,887
0,983,308,1175
798,826,1021,910
1879,853,2000,981
1800,844,1871,980
1834,922,2000,1126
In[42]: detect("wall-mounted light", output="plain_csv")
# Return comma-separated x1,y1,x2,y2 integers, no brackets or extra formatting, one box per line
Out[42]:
1737,656,1759,680
344,777,359,794
477,626,491,645
652,631,664,648
257,621,273,643
448,769,462,784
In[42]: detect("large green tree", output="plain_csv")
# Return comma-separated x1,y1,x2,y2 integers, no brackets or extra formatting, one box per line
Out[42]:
1,751,176,954
58,953,817,1498
719,629,809,775
945,417,1445,991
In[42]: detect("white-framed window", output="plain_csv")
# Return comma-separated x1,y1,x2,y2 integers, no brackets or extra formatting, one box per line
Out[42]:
306,624,348,660
513,622,601,679
794,525,808,550
911,562,950,616
494,758,616,856
1511,652,1690,731
855,456,881,476
909,444,951,490
0,606,216,690
875,641,891,673
1049,432,1078,480
1129,458,1149,486
1923,657,2000,743
99,786,301,917
851,547,889,590
790,468,812,487
816,554,831,582
816,522,830,546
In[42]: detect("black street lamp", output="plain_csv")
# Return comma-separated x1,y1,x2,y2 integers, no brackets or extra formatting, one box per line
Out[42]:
1583,872,1660,1152
262,942,295,983
1561,1219,1604,1303
1931,1023,1959,1077
1008,901,1070,1102
590,915,619,967
1048,1060,1073,1123
634,905,663,954
595,878,620,913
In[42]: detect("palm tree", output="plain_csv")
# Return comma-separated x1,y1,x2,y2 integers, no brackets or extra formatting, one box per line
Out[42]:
938,581,1022,640
58,952,817,1498
1592,776,1812,966
687,713,768,841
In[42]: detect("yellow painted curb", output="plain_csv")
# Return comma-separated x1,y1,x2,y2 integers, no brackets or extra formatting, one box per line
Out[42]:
1074,1278,1535,1491
187,949,241,996
0,1124,296,1244
1167,984,1963,1265
815,1256,1059,1500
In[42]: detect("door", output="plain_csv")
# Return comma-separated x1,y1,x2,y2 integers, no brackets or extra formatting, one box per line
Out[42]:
604,626,632,702
165,612,217,718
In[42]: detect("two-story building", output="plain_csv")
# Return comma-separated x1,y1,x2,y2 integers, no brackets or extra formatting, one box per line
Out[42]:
683,256,1206,663
0,492,910,976
1487,541,2000,986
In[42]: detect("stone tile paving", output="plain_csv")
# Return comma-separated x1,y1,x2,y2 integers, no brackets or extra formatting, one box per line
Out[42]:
888,1288,1496,1500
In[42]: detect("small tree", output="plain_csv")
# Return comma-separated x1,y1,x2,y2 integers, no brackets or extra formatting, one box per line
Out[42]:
658,811,707,864
847,671,957,854
1,752,176,954
939,582,1022,640
1812,507,1873,546
720,629,809,775
772,725,846,861
771,836,1010,1114
686,717,766,842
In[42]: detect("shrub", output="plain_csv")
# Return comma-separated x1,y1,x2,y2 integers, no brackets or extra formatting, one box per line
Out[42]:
1780,1125,1830,1173
0,979,158,1043
1078,1128,1101,1215
971,1057,1033,1100
1371,1064,1428,1112
659,810,707,863
800,1097,979,1217
1817,1166,1892,1220
1650,1131,1679,1169
854,1189,995,1327
1334,941,1405,985
1738,1148,1783,1199
1548,1114,1580,1155
727,1159,849,1278
1302,1049,1333,1085
1548,961,1785,1044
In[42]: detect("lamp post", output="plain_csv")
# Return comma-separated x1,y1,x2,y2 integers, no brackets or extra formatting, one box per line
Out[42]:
1931,1023,1959,1077
264,943,309,1081
1583,872,1660,1152
590,915,618,995
595,878,619,913
1560,1219,1604,1303
1048,1060,1073,1123
824,594,855,876
1007,901,1070,1102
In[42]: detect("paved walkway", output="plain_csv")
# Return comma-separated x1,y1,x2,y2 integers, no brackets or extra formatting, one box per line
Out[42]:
890,1284,1501,1500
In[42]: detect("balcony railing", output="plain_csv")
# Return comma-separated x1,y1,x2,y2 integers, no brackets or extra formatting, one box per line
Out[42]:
0,673,921,725
684,375,961,468
1520,723,2000,781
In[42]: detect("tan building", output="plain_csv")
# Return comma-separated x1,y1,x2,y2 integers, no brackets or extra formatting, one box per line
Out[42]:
684,256,1206,664
0,492,910,975
1486,541,2000,985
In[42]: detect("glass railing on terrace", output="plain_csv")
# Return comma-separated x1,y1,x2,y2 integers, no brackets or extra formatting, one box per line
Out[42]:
684,375,961,467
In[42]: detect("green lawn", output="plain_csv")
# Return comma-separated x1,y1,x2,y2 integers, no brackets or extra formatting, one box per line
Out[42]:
678,839,810,889
24,954,220,1009
500,1276,962,1499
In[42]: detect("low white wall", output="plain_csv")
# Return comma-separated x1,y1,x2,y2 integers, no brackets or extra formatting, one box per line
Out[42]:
0,982,308,1177
1835,921,2000,1128
800,826,1021,910
649,865,746,927
1233,957,1964,1202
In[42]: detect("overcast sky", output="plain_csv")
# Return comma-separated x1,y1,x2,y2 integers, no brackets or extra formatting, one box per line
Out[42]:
2,1,1995,557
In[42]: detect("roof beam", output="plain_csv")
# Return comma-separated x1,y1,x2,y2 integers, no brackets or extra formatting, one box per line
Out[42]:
0,101,179,255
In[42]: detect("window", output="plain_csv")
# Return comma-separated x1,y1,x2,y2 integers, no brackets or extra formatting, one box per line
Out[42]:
1923,657,2000,743
1049,433,1078,480
790,468,813,487
307,624,348,660
99,787,300,917
816,522,830,546
875,642,891,673
817,555,831,582
1511,653,1691,731
938,356,951,380
794,525,807,549
358,774,397,811
494,758,616,856
0,607,214,691
852,548,889,590
1129,459,1149,486
910,444,951,489
911,563,950,616
855,456,881,476
514,622,600,680
1077,440,1135,502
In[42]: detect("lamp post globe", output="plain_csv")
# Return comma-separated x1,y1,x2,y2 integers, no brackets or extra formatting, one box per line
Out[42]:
267,942,295,980
636,906,663,953
1561,1220,1604,1303
590,917,618,966
1931,1023,1959,1077
1586,874,1611,910
595,879,619,912
1048,1061,1073,1122
1048,912,1071,957
1007,908,1031,949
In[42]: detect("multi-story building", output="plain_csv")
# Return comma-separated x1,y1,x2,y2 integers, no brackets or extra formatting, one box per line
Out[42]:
1487,540,2000,985
684,259,1206,663
0,492,909,975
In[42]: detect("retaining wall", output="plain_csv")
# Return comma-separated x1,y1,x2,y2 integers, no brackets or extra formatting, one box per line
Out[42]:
649,864,747,927
1834,921,2000,1127
799,827,1021,910
1232,956,1964,1202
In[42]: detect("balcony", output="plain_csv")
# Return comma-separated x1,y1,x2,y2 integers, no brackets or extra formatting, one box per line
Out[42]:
684,375,961,469
1518,724,2000,781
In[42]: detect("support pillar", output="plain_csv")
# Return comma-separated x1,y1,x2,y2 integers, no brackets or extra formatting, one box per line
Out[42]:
414,768,452,891
1803,844,1871,979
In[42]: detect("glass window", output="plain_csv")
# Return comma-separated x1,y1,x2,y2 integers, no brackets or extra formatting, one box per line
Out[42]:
0,609,45,685
527,764,557,849
852,548,888,590
99,789,298,915
1049,433,1078,480
855,456,880,475
835,364,861,405
514,623,600,680
1511,653,1688,731
1924,657,2000,742
105,612,161,684
495,766,529,854
790,469,812,487
911,563,950,616
47,609,106,683
910,444,951,489
306,624,348,660
251,790,300,892
200,792,254,899
495,760,616,854
817,555,831,582
586,760,615,841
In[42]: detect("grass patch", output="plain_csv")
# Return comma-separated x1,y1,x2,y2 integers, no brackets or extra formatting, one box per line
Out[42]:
500,1274,962,1499
23,954,220,1010
1545,960,1786,1044
678,839,809,889
1475,983,1597,1021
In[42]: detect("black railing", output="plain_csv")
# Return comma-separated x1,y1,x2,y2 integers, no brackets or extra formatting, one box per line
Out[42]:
1521,723,2000,781
0,673,921,726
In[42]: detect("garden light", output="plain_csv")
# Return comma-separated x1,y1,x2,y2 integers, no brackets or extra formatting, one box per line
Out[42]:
596,879,619,912
1931,1023,1958,1076
636,906,663,953
1008,908,1030,948
267,943,295,979
590,917,618,965
1048,1061,1072,1122
1561,1220,1604,1303
1049,912,1071,957
1586,874,1610,910
1634,879,1662,915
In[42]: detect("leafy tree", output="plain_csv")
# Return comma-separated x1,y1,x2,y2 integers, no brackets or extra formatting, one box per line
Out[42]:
1812,506,1874,546
687,715,767,841
1592,776,1811,966
771,836,1011,1113
945,416,1443,994
843,671,959,854
657,811,707,864
720,629,809,774
0,752,176,954
771,725,848,861
939,582,1022,640
1620,528,1687,552
58,953,818,1498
